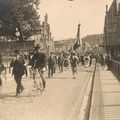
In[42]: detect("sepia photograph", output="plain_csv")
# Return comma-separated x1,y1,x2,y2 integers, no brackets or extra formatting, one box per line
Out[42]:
0,0,119,120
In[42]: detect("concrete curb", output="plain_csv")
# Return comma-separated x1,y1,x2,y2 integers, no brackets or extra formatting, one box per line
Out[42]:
78,64,96,120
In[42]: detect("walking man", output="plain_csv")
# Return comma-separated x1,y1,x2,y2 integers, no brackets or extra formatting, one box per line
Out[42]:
106,52,111,70
70,51,79,79
10,50,27,96
58,53,64,73
48,52,56,77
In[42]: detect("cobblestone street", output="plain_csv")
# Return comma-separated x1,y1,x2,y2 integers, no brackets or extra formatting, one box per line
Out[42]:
0,66,93,120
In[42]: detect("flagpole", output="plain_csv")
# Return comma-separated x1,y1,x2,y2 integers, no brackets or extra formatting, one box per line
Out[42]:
73,23,81,51
77,23,80,45
77,23,80,37
78,23,81,53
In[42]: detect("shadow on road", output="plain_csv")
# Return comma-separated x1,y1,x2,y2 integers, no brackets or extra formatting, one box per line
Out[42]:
47,77,74,80
0,92,33,104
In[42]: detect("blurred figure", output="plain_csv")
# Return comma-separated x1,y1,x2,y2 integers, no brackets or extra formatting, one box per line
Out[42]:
58,53,64,73
48,52,56,77
63,52,69,69
101,53,106,69
0,53,5,87
89,53,93,67
106,52,111,70
70,51,79,79
95,54,101,67
80,54,85,66
84,54,90,68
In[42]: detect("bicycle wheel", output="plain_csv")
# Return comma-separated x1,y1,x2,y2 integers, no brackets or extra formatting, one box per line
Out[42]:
39,82,43,94
29,80,39,97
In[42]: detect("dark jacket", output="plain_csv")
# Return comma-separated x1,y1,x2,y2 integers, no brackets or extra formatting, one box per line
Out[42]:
32,52,47,69
48,56,56,67
10,59,26,76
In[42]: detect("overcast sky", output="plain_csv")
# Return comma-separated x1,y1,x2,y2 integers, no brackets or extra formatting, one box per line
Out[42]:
38,0,113,40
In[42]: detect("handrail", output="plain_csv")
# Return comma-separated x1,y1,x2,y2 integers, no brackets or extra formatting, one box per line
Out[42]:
109,59,120,80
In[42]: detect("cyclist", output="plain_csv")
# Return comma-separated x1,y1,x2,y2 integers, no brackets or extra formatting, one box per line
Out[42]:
32,44,47,91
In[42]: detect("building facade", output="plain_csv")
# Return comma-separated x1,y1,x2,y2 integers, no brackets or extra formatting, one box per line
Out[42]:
104,0,120,56
35,14,54,55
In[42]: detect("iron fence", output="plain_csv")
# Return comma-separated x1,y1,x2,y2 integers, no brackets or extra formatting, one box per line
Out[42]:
110,59,120,80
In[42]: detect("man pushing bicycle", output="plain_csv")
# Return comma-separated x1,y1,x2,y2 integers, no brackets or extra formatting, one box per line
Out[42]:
31,44,47,91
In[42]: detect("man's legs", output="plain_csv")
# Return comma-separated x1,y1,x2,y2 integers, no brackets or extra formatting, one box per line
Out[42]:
58,64,61,72
40,71,46,90
72,67,77,79
48,65,51,77
14,75,24,96
0,77,2,86
60,65,63,72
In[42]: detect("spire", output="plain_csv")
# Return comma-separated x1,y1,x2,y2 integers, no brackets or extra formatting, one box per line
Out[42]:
44,13,48,23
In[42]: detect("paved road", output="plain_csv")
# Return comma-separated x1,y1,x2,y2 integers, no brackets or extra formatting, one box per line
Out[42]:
0,66,93,120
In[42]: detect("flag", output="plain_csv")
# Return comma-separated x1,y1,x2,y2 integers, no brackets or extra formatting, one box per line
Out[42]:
73,24,82,50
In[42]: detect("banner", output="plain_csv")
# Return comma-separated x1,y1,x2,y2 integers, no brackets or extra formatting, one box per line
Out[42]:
73,24,82,50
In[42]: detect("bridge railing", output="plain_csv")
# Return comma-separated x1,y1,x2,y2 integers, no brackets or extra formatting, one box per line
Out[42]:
2,57,14,75
110,59,120,80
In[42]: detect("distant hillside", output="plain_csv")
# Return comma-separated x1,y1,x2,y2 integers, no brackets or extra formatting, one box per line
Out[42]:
54,38,75,46
82,34,103,46
54,34,103,51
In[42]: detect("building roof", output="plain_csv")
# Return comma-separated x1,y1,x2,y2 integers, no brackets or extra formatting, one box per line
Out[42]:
110,0,120,12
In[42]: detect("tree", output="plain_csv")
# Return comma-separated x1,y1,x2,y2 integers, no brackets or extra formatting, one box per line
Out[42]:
0,0,41,41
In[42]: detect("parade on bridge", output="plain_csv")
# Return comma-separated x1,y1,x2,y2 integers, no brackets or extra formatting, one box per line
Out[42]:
0,0,120,120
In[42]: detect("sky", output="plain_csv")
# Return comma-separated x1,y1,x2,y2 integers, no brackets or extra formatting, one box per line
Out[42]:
38,0,113,40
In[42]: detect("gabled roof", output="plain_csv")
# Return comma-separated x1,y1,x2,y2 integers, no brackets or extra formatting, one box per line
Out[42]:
106,0,120,15
108,0,117,14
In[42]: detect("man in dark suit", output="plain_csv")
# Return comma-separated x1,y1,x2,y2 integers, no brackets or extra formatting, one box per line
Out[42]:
10,50,27,96
32,45,47,91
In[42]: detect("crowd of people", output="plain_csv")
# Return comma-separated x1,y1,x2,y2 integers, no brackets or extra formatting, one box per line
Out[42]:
0,44,112,97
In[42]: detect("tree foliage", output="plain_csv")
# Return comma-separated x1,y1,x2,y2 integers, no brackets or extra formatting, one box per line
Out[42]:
0,0,41,41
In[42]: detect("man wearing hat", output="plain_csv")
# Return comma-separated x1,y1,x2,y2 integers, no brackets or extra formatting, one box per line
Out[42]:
32,44,47,90
10,50,27,96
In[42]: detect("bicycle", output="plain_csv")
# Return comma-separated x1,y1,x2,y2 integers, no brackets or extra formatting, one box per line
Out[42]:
29,67,46,97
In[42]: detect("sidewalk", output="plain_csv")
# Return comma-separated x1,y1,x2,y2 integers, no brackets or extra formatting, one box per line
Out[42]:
90,67,120,120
